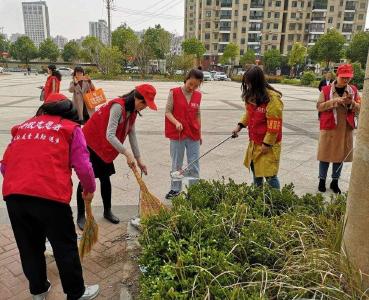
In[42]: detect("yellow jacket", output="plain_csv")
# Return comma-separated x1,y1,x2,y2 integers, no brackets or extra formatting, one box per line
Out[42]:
239,90,284,178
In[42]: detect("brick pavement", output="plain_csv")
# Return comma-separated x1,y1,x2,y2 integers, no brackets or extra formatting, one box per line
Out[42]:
0,221,140,300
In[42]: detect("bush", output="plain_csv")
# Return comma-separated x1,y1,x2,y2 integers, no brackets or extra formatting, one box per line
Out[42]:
265,75,284,83
300,71,316,86
139,180,363,299
281,78,301,85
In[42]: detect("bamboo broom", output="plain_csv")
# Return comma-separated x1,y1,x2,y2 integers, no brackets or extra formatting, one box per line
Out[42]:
130,165,168,218
79,197,98,260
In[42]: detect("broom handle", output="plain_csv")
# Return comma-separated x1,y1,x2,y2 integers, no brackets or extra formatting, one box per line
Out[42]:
85,200,93,218
130,165,148,192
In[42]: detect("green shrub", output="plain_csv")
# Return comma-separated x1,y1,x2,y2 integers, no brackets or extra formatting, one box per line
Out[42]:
301,71,316,86
140,180,363,299
281,78,301,85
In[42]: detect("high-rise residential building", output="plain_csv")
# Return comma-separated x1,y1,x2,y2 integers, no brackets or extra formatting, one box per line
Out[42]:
89,20,109,45
53,35,68,49
9,33,25,43
184,0,369,68
171,35,184,55
22,1,50,47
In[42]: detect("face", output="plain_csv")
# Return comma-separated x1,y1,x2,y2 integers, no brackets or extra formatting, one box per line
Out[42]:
75,71,84,78
325,73,332,80
135,98,147,111
185,78,201,93
47,68,52,75
337,76,351,86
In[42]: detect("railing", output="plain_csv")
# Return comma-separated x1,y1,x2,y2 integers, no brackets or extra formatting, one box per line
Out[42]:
219,26,231,31
345,4,356,10
250,0,264,8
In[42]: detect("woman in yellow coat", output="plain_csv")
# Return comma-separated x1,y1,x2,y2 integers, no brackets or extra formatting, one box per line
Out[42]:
232,65,284,189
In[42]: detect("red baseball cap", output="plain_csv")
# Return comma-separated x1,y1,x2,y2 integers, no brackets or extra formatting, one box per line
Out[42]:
45,93,68,103
337,64,354,78
135,84,157,111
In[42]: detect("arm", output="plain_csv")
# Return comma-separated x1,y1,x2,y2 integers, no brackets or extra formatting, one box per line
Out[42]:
232,108,248,137
263,95,283,146
68,81,76,93
51,78,57,93
70,127,96,193
316,92,341,112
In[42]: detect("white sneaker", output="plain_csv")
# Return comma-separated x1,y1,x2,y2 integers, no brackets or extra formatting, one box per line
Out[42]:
78,284,100,300
32,281,51,300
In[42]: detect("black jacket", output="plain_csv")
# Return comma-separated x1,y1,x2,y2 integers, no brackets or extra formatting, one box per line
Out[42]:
318,79,334,91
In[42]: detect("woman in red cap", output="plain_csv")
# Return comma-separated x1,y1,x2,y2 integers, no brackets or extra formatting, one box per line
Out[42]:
76,84,157,230
317,64,361,194
1,93,100,299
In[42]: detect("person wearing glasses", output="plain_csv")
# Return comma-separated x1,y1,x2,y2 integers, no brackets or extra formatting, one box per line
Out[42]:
317,64,361,194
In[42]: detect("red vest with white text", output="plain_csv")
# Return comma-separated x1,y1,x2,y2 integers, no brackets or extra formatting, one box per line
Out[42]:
2,115,77,204
247,103,282,145
165,87,201,141
320,85,358,130
83,98,137,163
44,76,61,101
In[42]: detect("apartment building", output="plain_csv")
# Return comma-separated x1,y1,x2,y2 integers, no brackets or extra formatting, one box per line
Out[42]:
184,0,368,67
22,1,50,47
89,20,109,45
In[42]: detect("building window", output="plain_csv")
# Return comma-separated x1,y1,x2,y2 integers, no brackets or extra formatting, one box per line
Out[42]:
288,45,292,51
242,27,246,33
330,6,334,11
360,2,366,9
268,12,271,18
274,23,279,29
205,44,210,50
288,34,294,41
233,33,237,39
206,22,211,28
206,0,212,5
291,12,296,18
242,16,247,21
206,11,212,17
272,34,278,40
243,4,247,10
241,38,245,44
267,23,271,29
359,14,364,20
336,23,340,29
205,33,210,39
234,21,238,27
235,10,238,16
292,1,297,7
276,1,281,7
214,44,218,50
240,49,244,55
275,12,280,18
289,23,296,30
357,25,363,31
328,17,333,23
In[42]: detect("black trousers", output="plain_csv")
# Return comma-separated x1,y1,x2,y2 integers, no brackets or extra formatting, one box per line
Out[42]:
5,195,85,300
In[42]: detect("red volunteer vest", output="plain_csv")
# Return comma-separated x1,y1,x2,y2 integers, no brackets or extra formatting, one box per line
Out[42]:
83,98,137,163
2,115,77,204
44,76,61,101
165,87,201,141
320,85,358,130
247,103,282,145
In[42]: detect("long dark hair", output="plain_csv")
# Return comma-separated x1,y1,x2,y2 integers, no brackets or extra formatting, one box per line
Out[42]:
184,69,204,83
121,89,145,112
73,66,85,77
36,100,79,123
241,65,282,106
48,64,62,81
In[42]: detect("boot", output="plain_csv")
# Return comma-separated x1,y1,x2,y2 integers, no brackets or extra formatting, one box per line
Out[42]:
318,178,326,192
330,179,341,194
104,209,120,224
77,214,86,231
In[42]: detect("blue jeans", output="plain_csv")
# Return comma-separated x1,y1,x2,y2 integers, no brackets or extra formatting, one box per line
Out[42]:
170,138,200,192
319,161,342,180
250,162,281,190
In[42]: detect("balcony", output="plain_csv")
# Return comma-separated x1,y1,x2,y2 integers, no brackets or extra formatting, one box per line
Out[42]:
250,0,264,8
250,12,264,20
220,0,232,8
312,0,328,10
345,2,356,11
219,26,231,31
219,13,232,20
311,17,325,21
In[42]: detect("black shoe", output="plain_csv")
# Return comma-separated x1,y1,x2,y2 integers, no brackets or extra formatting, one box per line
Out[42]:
77,214,86,231
165,190,180,199
104,210,120,224
318,179,326,192
330,179,341,194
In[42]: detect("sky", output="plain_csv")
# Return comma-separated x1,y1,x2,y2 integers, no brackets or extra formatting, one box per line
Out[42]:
0,0,369,40
0,0,185,39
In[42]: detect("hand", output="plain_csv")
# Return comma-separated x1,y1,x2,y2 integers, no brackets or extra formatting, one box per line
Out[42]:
261,143,270,155
137,159,148,175
84,75,90,80
82,191,94,203
125,151,136,168
175,122,183,132
74,76,79,83
232,125,241,138
200,138,203,145
342,95,353,105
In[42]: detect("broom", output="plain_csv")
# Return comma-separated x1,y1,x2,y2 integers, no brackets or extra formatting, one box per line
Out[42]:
130,165,168,218
79,195,98,260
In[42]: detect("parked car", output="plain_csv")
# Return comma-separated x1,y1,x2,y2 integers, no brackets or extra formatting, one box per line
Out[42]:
210,71,217,79
0,67,4,73
56,67,73,77
203,71,213,81
175,70,184,75
214,72,228,81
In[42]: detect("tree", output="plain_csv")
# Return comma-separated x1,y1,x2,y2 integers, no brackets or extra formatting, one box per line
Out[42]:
62,41,81,62
220,43,239,65
343,49,369,291
81,36,104,66
263,49,282,74
240,49,256,66
99,46,122,75
182,37,206,61
142,24,171,60
308,29,345,67
0,34,10,52
288,42,307,77
112,24,139,61
9,36,38,64
173,54,195,75
39,38,59,62
346,31,369,67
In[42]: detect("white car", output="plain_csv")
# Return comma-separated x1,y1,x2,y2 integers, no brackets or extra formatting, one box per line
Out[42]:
203,71,213,81
214,72,228,81
0,67,4,73
57,67,74,77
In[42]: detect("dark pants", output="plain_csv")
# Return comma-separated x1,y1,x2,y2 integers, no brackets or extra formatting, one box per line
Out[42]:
319,161,342,180
77,176,112,216
5,195,85,300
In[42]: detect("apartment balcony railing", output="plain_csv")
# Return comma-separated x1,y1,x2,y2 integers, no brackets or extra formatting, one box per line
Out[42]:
219,26,231,31
345,4,356,10
250,0,264,8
